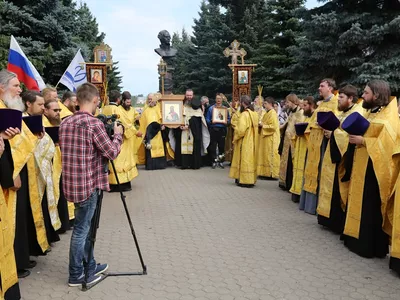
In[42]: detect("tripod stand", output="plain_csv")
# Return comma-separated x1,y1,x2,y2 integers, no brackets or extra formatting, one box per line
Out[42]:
82,160,147,291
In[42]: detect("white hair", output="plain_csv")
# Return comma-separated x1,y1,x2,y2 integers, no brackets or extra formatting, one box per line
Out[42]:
0,70,17,89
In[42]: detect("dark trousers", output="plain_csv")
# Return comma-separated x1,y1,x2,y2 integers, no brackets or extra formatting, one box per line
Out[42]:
209,127,227,161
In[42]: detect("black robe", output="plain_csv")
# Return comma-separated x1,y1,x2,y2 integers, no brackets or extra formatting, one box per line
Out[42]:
317,134,346,234
144,122,166,170
174,117,203,170
0,141,21,299
57,175,71,233
342,158,389,258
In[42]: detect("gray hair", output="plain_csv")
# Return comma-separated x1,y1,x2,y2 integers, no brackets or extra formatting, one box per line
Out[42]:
200,96,208,103
0,70,17,88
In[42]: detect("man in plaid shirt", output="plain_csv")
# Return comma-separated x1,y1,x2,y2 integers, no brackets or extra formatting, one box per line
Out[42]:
60,83,123,286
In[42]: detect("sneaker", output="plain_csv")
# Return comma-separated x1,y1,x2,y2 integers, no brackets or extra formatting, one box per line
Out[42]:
218,162,224,169
68,274,102,287
94,263,109,276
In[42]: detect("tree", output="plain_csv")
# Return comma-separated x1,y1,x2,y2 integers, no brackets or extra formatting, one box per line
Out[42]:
286,0,400,95
253,0,305,98
107,62,123,92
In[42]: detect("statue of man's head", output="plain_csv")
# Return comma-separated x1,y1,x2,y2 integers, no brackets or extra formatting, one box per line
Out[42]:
158,30,171,48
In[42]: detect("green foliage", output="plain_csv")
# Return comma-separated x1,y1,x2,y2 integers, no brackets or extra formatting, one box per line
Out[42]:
0,0,119,91
107,62,123,92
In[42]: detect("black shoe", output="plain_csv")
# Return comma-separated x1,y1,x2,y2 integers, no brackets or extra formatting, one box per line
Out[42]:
212,163,217,169
18,269,31,278
28,260,37,269
218,163,224,169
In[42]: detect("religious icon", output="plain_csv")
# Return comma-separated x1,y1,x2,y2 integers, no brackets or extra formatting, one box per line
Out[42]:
161,100,184,125
98,50,107,63
93,43,113,64
212,107,228,124
90,69,103,83
238,70,248,84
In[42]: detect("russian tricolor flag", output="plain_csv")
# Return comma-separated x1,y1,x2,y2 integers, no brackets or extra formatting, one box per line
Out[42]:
7,35,46,91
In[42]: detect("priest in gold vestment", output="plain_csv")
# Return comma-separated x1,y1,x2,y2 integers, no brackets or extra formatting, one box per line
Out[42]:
107,92,140,192
317,85,364,234
256,97,280,179
0,134,21,299
290,96,316,203
0,70,44,280
137,93,167,170
342,80,400,258
300,78,338,214
278,94,305,190
229,95,259,187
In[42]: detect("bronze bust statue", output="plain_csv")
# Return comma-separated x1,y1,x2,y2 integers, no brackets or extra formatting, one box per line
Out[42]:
154,30,177,59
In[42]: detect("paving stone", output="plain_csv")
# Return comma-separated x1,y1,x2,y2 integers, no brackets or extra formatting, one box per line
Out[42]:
18,167,400,299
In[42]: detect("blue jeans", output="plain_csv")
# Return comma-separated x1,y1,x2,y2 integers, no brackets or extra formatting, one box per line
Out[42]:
69,190,98,280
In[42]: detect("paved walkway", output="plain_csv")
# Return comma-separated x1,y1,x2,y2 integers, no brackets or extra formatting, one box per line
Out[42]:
20,166,400,299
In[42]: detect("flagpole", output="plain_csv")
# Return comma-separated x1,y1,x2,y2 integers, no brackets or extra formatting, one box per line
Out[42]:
55,48,81,89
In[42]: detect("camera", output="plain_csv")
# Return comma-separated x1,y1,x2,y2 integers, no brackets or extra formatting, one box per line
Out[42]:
97,114,123,138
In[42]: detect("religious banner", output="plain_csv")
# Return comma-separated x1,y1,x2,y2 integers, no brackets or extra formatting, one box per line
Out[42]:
85,63,107,103
223,40,256,103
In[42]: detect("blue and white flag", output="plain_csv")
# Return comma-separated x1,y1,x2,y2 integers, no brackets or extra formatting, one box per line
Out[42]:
59,49,87,92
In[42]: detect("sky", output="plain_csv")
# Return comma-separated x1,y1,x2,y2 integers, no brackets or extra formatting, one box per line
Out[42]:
84,0,321,95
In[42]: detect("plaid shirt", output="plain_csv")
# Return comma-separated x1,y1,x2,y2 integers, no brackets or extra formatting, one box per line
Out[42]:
59,111,123,203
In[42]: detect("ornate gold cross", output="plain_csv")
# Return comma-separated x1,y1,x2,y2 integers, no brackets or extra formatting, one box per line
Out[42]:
223,40,247,65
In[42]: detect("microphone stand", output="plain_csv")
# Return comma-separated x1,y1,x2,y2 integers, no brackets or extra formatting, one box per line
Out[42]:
82,160,147,291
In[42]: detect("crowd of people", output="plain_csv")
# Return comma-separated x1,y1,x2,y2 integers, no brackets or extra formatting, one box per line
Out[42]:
1,67,400,299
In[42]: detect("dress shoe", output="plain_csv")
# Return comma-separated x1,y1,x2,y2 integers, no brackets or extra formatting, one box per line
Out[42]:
28,260,37,268
18,269,31,278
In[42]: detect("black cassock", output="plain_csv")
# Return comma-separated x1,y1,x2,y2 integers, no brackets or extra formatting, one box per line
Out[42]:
174,116,203,170
144,122,166,170
317,133,346,234
342,158,389,258
0,140,21,300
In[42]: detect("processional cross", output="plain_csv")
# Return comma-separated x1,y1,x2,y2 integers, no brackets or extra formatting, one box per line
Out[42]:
223,40,247,65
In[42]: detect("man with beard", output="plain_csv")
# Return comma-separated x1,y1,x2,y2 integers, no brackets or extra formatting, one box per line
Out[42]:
342,80,400,258
278,94,305,190
290,96,317,203
43,99,71,233
43,86,71,120
300,78,338,214
108,91,140,192
256,97,280,179
43,100,61,126
23,91,61,252
61,91,77,114
0,70,39,280
229,95,259,187
137,93,167,170
317,85,364,234
172,89,210,169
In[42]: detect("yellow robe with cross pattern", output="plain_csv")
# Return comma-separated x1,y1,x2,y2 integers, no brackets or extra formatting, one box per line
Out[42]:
317,103,365,218
108,106,139,185
256,109,280,178
229,109,259,185
303,94,339,194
